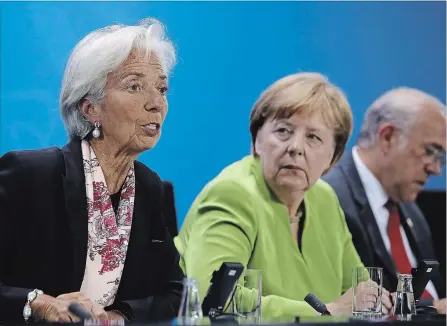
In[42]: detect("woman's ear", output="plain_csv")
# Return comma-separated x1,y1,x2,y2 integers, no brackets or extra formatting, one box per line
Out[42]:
79,98,101,123
254,129,264,157
250,143,256,155
254,137,261,156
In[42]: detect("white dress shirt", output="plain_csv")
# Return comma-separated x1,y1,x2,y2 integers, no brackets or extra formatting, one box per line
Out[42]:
352,147,438,299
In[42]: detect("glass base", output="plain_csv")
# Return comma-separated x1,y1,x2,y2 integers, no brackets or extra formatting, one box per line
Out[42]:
352,312,383,319
394,314,413,321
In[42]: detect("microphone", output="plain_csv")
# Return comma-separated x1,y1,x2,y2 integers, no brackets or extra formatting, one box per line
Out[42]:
68,302,93,320
304,293,332,316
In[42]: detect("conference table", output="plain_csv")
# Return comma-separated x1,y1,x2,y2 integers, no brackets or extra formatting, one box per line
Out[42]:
2,315,446,326
174,314,446,326
4,314,446,326
160,315,446,326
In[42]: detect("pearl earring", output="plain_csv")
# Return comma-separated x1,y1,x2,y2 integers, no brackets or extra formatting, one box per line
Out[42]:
92,121,101,138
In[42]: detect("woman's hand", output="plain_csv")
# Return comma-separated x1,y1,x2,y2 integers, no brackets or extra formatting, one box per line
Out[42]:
325,287,357,316
326,281,393,316
31,292,108,322
31,293,78,323
381,288,393,315
107,311,126,320
57,292,108,320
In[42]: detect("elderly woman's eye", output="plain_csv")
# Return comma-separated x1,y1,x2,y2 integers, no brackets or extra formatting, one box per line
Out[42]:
159,86,169,95
308,134,322,142
276,128,291,135
127,83,141,92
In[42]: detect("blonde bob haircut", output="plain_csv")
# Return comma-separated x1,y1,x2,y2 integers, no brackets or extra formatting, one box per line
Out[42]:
249,72,353,165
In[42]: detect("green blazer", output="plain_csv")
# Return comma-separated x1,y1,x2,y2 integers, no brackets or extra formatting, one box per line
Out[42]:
174,155,363,318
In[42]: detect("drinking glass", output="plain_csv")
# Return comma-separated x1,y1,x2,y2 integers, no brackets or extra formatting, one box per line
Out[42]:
229,269,262,324
393,273,416,317
178,278,203,324
352,267,383,318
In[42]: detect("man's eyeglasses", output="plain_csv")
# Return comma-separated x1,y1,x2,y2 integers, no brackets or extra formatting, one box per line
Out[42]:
424,144,446,166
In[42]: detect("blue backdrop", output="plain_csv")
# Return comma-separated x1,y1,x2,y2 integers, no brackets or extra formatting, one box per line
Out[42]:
1,2,445,226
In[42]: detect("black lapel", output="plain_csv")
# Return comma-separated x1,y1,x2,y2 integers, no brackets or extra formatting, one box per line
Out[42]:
340,151,397,277
399,203,441,268
130,162,159,240
115,162,159,299
61,138,88,289
125,162,165,248
399,204,425,261
125,175,152,258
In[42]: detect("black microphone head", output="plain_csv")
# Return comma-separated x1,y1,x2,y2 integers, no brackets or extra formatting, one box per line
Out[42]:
68,302,93,320
304,292,329,315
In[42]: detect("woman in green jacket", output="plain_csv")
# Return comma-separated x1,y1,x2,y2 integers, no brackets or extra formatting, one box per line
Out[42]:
175,73,393,318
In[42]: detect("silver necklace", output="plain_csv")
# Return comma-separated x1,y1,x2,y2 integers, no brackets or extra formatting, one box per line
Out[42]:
290,206,303,224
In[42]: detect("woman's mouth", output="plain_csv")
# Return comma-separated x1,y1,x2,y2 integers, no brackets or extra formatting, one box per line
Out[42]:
282,164,302,170
141,123,160,137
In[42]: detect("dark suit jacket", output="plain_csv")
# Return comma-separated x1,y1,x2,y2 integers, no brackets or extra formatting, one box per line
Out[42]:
0,139,184,322
323,150,445,298
162,181,179,237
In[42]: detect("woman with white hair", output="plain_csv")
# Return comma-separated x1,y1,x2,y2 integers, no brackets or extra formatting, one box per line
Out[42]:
0,18,182,323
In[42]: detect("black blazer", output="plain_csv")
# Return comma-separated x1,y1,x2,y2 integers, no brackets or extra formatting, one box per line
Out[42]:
0,139,184,322
323,150,445,298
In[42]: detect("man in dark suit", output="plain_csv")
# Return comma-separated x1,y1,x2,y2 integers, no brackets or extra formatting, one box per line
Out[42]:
323,87,446,312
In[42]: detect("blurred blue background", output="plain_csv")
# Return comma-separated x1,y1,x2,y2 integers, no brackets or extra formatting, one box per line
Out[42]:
0,1,445,226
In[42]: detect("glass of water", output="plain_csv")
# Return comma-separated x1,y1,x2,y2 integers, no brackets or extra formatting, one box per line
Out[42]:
178,278,203,324
229,269,262,324
352,267,383,318
393,273,416,317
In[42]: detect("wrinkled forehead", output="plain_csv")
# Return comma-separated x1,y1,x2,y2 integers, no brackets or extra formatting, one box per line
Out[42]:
268,106,335,132
124,48,162,66
108,49,164,83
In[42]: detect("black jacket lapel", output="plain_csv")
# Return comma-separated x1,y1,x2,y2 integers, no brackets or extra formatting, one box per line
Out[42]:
115,161,163,300
358,204,397,277
399,204,425,261
341,151,397,279
61,138,88,289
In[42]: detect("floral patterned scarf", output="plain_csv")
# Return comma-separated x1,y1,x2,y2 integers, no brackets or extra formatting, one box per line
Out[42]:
79,140,136,306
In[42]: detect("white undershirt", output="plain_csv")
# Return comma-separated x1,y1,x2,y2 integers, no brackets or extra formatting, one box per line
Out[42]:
352,147,438,299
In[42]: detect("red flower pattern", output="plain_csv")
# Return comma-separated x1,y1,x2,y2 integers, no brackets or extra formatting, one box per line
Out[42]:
97,237,128,275
88,175,134,273
80,140,135,306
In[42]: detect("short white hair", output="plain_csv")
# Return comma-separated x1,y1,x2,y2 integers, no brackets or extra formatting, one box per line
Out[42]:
60,18,176,139
357,87,446,148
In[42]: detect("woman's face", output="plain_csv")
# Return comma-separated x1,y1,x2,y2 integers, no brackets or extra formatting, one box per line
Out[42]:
255,110,336,194
90,49,168,153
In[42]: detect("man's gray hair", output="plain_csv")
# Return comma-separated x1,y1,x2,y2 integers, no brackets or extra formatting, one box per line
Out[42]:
60,18,176,139
357,87,445,148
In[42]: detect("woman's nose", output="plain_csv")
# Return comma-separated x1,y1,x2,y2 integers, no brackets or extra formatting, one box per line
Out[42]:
287,135,304,156
144,90,165,113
